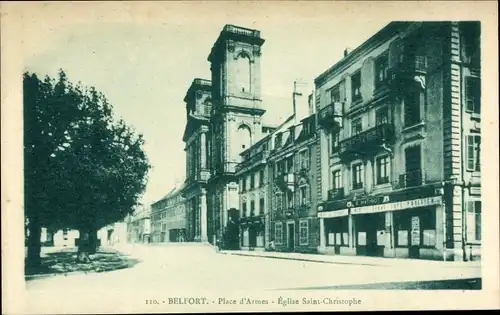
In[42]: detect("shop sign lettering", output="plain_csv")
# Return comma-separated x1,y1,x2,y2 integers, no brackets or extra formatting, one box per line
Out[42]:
318,209,349,218
351,196,442,215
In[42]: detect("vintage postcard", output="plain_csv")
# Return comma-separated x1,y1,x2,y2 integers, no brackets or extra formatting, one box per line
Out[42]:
2,1,499,313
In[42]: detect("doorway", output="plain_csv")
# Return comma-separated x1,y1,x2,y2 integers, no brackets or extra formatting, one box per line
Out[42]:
248,226,257,249
287,222,295,252
356,213,385,257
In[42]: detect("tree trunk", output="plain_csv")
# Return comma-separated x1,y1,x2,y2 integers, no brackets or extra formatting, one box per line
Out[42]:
76,228,98,263
26,216,42,269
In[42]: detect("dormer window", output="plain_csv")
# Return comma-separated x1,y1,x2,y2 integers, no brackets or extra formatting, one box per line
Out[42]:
275,133,282,148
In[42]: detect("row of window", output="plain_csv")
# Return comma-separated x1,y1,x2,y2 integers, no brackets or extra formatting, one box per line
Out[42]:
326,53,391,107
241,169,266,192
153,196,184,211
274,220,309,246
275,184,311,210
327,70,480,133
330,135,480,192
332,154,391,190
241,198,265,217
274,148,311,177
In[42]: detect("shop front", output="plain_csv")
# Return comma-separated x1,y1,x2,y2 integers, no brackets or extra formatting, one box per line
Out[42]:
318,209,351,255
239,216,265,250
318,185,445,260
353,212,386,257
351,195,444,260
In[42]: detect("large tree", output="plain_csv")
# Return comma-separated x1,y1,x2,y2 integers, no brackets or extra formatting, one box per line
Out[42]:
24,70,150,267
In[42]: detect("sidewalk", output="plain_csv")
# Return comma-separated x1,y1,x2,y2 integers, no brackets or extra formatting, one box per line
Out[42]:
221,249,481,269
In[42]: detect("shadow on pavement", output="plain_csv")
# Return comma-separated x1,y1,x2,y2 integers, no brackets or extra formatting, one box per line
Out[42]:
280,278,482,290
25,248,141,279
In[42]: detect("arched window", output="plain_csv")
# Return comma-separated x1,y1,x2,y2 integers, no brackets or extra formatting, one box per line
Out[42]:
235,53,251,93
236,124,252,151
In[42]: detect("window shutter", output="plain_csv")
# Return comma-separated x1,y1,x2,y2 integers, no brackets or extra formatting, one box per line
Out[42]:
466,136,474,170
475,136,481,171
465,77,473,111
305,148,310,168
306,186,310,204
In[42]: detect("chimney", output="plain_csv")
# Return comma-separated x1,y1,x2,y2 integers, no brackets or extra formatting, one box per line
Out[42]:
293,80,312,124
344,47,351,57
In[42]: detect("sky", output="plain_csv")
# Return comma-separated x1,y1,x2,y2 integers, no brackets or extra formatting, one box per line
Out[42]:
22,2,390,206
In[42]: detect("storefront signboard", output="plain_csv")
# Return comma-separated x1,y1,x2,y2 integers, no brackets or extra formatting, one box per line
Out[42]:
351,196,442,215
318,209,349,218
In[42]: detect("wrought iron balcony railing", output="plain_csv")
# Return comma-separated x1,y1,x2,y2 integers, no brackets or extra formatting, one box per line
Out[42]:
236,150,269,173
397,170,424,189
389,55,427,82
327,188,345,201
318,102,344,131
339,123,395,160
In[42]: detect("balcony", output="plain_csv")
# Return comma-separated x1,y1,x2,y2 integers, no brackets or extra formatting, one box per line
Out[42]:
276,173,295,192
352,182,364,190
318,102,344,132
388,55,427,84
339,123,395,162
396,170,424,189
327,188,345,201
236,150,269,173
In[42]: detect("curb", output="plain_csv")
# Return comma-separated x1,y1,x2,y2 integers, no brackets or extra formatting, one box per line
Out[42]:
222,252,481,268
222,252,384,267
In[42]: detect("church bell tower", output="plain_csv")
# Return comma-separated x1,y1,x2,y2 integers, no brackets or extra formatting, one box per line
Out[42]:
207,25,266,246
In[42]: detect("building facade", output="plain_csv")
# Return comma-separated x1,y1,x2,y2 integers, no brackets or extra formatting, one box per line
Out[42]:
315,22,481,261
235,133,274,250
126,207,151,244
182,79,212,242
151,186,187,243
267,84,319,253
98,221,127,246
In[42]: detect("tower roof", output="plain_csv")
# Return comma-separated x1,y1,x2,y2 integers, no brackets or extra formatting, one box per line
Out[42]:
208,24,265,62
183,78,212,103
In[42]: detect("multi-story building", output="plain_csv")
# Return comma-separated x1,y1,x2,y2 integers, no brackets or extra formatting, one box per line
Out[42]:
182,79,212,242
267,83,319,253
315,22,481,261
235,129,276,250
151,185,187,243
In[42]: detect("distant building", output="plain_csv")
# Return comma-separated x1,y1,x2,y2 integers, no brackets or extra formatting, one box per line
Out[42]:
98,221,127,246
151,185,187,243
126,207,151,244
52,229,79,247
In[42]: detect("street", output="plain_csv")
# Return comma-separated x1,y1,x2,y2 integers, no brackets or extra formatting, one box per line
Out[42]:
22,243,481,313
26,243,481,290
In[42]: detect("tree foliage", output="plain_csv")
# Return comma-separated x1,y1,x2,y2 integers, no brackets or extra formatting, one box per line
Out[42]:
24,70,151,236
